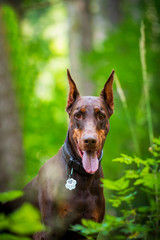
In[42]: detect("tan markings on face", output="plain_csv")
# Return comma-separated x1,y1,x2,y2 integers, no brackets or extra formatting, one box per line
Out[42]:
106,122,109,129
73,129,82,145
97,129,106,146
94,107,100,113
80,107,86,113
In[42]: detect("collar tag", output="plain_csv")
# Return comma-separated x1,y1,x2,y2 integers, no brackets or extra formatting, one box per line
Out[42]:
65,177,77,190
65,167,77,190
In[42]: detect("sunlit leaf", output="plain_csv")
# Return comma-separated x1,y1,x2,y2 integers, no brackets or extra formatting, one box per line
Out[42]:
141,173,156,189
140,166,149,176
145,158,155,165
102,179,119,190
0,191,23,203
134,178,144,185
117,187,135,195
109,198,121,207
72,219,106,237
102,177,130,191
121,191,137,202
153,137,160,145
112,154,134,164
9,203,45,235
124,170,139,179
128,231,139,239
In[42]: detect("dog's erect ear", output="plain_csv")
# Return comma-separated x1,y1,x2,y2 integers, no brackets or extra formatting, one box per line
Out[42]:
66,69,80,114
100,70,114,116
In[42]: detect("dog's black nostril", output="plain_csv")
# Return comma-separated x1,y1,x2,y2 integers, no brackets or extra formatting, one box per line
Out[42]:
84,136,97,145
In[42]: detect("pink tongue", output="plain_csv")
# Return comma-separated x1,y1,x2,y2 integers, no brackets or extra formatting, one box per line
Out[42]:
82,151,99,174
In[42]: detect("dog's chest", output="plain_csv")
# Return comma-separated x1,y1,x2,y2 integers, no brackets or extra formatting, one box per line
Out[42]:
60,172,104,222
58,186,102,223
74,190,99,219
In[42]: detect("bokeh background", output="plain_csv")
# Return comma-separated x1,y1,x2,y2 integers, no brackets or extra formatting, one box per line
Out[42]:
0,0,160,200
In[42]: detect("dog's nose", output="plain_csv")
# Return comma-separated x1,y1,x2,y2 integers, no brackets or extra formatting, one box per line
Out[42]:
83,135,97,146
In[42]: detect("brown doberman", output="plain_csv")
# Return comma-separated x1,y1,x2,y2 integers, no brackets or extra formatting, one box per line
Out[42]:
24,69,114,240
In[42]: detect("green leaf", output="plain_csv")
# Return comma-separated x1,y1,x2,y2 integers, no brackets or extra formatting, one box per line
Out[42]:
72,219,106,237
153,137,160,145
141,173,156,189
102,179,119,190
105,214,125,228
0,191,23,203
120,191,137,202
112,154,134,165
109,198,121,207
137,206,150,213
145,158,155,165
132,156,147,167
9,203,45,235
102,177,130,191
0,234,30,240
140,166,149,176
113,154,149,167
134,178,144,185
117,187,135,195
124,170,139,179
110,191,137,206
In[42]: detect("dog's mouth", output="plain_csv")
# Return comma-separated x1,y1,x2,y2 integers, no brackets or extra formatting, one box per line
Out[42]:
77,145,101,174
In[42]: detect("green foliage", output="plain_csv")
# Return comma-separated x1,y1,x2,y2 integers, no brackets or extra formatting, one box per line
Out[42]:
0,233,30,240
2,4,68,182
8,203,44,234
103,177,130,192
72,219,105,238
1,2,160,239
0,191,23,204
72,138,160,239
0,193,45,239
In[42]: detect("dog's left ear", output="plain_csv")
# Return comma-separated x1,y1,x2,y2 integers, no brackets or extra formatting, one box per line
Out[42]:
100,70,114,116
66,69,80,114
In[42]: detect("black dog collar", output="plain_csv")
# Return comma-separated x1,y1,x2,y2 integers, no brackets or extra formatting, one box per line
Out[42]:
62,141,103,175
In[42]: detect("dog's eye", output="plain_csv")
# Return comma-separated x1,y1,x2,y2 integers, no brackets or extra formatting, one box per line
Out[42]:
74,112,82,120
97,113,105,121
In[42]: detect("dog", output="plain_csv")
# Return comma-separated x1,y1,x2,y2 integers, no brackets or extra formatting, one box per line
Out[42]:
23,69,114,240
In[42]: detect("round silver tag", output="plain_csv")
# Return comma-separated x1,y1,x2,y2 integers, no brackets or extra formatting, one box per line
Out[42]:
65,178,77,190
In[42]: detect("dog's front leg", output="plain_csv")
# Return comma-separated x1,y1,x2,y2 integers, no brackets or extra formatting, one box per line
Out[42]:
38,185,66,240
38,186,55,240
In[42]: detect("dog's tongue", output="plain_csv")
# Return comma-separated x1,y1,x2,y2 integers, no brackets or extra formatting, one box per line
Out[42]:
82,151,99,174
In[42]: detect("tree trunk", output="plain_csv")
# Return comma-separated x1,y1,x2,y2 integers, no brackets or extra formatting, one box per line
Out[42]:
66,0,94,95
0,8,23,191
100,0,122,26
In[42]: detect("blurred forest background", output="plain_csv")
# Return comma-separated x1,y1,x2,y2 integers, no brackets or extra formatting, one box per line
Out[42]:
0,0,160,216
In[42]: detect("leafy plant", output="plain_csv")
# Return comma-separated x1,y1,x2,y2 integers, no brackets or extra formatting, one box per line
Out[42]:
72,138,160,239
0,191,24,204
0,190,45,239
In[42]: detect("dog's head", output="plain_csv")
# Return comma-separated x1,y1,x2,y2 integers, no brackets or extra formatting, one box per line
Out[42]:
66,69,114,174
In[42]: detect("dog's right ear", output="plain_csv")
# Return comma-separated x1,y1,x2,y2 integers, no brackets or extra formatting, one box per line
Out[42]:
66,69,80,114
